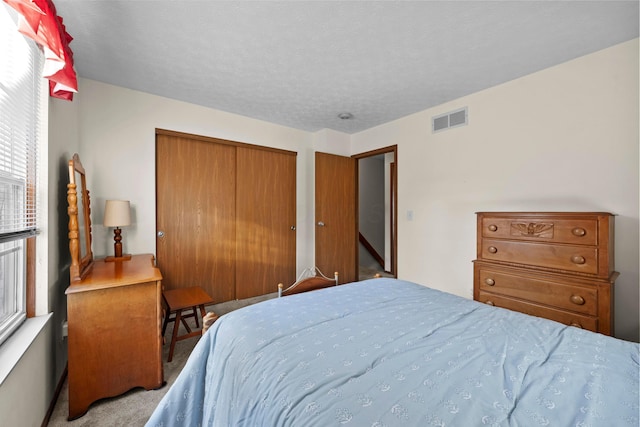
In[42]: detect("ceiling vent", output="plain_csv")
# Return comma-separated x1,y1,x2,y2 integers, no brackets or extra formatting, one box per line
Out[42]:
432,107,468,133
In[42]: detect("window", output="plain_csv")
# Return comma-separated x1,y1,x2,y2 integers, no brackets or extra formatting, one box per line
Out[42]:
0,4,43,346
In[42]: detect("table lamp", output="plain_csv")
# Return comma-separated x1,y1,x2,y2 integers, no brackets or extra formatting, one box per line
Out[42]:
103,199,132,261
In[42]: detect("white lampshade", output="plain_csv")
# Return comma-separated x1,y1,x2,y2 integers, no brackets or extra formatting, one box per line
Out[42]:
103,200,131,227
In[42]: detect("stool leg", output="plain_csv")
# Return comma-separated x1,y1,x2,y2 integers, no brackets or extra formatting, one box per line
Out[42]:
162,311,171,336
168,309,182,362
193,306,200,328
180,314,193,334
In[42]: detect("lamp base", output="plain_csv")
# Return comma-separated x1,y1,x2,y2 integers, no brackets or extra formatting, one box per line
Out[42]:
104,254,132,262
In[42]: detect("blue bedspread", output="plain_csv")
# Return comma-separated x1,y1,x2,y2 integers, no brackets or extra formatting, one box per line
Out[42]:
147,279,639,426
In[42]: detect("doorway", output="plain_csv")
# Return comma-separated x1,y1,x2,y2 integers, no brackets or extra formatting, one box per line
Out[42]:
355,146,397,280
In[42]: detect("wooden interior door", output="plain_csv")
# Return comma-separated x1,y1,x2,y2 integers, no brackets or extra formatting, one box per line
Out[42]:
315,152,357,283
390,160,396,275
156,132,237,302
236,147,297,299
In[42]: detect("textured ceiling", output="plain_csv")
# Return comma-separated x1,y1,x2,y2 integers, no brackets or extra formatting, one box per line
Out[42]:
53,1,639,134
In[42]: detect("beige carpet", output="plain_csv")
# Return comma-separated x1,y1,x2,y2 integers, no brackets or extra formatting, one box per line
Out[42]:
47,293,275,427
359,265,394,281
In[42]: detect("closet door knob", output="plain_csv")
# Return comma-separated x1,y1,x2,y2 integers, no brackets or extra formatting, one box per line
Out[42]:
317,221,325,227
290,226,296,231
157,230,165,238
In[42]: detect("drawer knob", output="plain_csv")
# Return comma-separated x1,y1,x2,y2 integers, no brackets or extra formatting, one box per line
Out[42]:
570,295,585,305
571,255,586,265
484,278,495,286
572,227,586,237
488,246,497,254
569,322,583,329
488,224,498,232
485,300,495,306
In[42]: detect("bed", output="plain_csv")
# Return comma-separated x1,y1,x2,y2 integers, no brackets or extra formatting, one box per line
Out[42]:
146,278,639,426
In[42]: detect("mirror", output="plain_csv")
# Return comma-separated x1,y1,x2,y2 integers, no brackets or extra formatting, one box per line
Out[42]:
68,153,93,281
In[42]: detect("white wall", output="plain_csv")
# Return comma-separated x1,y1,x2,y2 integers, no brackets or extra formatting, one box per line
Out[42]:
351,39,639,342
48,93,82,374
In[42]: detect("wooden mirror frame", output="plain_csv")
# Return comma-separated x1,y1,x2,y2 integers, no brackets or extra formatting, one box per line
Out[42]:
68,153,93,281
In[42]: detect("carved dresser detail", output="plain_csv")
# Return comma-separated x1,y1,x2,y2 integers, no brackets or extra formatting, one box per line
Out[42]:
473,212,617,335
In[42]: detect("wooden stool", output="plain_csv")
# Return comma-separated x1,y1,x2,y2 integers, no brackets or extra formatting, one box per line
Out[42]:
162,286,214,362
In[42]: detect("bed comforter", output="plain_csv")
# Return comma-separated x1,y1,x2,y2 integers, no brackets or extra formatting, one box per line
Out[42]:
146,278,639,426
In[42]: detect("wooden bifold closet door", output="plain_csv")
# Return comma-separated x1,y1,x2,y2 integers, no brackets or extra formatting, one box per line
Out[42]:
235,147,296,299
156,130,296,303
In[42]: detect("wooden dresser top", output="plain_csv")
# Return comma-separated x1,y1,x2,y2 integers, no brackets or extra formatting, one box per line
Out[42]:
66,253,162,294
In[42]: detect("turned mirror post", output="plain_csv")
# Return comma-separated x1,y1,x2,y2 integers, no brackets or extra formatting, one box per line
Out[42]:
68,154,93,281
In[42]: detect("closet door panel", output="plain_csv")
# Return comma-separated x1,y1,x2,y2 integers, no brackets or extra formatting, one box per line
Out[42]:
235,147,296,299
156,134,236,302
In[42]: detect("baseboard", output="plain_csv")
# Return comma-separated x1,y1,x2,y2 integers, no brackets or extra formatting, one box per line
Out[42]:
41,363,67,427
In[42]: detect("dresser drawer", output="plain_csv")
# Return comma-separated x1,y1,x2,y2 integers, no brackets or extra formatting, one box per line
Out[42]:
477,291,597,332
481,216,598,245
480,239,598,274
476,267,597,316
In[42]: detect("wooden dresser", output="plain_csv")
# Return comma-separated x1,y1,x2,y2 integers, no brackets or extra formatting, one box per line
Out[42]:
65,254,164,420
473,212,617,335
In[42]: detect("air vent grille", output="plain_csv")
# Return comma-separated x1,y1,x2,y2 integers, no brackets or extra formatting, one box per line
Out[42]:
432,107,468,133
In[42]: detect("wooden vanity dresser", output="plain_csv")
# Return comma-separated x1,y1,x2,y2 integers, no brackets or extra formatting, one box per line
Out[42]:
64,154,164,420
66,254,164,420
473,212,617,335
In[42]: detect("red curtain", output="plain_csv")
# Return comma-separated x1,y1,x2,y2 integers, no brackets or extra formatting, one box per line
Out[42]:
3,0,77,100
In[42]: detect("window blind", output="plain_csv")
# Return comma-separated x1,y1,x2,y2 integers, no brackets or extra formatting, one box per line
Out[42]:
0,3,43,346
0,5,42,243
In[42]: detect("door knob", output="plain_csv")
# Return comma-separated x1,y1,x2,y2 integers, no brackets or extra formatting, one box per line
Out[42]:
290,226,296,231
317,221,325,227
157,230,165,238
